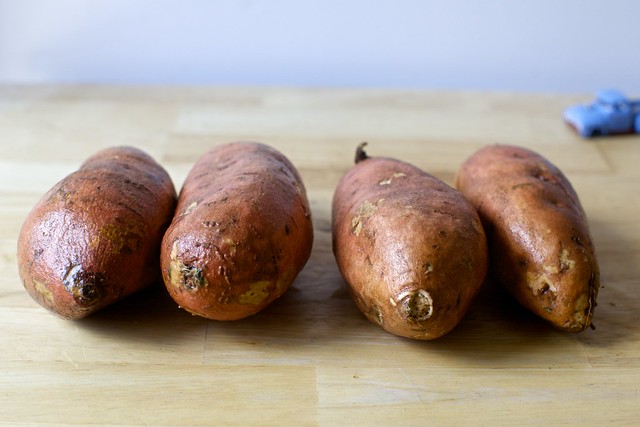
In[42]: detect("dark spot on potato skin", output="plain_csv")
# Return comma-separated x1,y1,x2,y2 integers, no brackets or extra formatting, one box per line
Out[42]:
571,234,584,247
179,265,206,291
62,264,106,307
433,209,457,219
533,169,554,183
401,290,434,324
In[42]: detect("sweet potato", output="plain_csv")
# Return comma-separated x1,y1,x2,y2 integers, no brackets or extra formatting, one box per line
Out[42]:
332,144,488,340
160,142,313,320
17,146,177,319
455,144,599,331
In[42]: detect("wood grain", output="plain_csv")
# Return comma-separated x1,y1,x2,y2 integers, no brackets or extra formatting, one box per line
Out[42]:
1,85,639,426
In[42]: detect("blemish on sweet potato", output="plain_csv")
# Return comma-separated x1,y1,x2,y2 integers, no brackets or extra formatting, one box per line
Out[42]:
400,289,434,323
96,222,144,254
527,272,557,298
422,262,434,275
572,293,590,325
182,201,198,216
378,172,406,186
34,280,54,304
560,249,576,272
62,264,105,307
370,305,384,325
169,242,207,291
223,238,237,257
351,199,384,236
512,182,534,190
238,280,271,304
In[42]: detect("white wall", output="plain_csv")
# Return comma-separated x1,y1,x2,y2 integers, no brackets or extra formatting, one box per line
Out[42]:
0,0,638,93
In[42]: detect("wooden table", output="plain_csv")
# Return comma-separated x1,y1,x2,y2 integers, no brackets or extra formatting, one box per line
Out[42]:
1,85,638,426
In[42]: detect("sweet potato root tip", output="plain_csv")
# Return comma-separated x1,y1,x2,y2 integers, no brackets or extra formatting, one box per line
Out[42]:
355,142,369,164
400,289,434,323
62,264,105,307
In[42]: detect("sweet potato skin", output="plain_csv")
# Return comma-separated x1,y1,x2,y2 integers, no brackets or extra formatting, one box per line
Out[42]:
17,146,177,319
455,144,599,331
160,142,313,320
332,146,488,340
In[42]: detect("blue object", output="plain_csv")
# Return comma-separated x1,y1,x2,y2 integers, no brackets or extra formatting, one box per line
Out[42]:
564,89,640,138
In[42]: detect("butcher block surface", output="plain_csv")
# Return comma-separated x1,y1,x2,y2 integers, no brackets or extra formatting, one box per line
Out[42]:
1,85,638,426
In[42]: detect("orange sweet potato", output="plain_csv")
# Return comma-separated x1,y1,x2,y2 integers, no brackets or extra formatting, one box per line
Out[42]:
332,144,488,339
455,144,600,331
17,146,177,319
160,142,313,320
